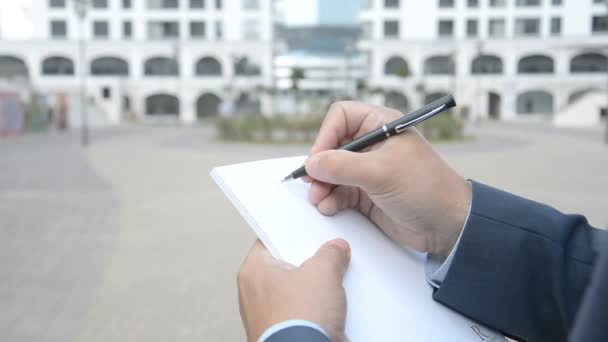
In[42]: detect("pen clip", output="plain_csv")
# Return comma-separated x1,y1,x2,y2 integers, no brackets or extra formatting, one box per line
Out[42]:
394,104,447,134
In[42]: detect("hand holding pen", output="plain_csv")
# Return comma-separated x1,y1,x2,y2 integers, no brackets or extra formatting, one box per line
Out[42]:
298,97,471,257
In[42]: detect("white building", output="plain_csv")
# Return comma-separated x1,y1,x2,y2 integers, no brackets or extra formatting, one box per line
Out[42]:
359,0,608,126
0,0,275,126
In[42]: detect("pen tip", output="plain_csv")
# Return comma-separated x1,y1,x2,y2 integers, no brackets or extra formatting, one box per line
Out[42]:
282,175,294,183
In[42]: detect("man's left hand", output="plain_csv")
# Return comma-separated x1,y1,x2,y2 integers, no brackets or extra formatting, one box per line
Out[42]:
237,239,351,342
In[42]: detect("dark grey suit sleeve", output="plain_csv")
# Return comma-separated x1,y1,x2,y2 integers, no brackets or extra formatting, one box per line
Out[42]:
264,325,330,342
433,181,608,342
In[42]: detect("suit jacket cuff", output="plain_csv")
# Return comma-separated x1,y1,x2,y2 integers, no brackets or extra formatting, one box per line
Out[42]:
426,181,472,288
259,320,330,342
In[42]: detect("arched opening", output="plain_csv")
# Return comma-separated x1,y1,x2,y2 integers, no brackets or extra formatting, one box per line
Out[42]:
196,93,221,118
384,56,410,76
488,92,501,119
91,56,129,76
471,55,503,74
568,88,600,104
195,57,222,76
234,57,261,76
42,56,74,76
517,91,553,115
423,55,454,75
570,53,608,73
384,91,409,113
144,57,179,76
146,94,180,115
0,55,29,79
235,93,261,115
517,55,554,74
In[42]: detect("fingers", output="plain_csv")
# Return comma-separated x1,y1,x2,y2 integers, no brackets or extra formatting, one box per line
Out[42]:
304,239,351,278
310,101,380,154
305,150,382,192
316,185,359,216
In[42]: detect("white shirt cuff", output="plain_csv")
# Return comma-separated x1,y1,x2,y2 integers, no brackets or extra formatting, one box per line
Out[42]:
425,181,473,288
258,320,329,342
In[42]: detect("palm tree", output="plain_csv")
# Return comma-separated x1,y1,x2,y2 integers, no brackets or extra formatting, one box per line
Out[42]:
290,67,305,114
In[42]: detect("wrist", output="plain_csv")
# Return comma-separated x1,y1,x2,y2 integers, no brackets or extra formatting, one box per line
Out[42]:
431,178,471,257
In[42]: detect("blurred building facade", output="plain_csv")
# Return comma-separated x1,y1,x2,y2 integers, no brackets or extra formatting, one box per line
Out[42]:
359,0,608,126
0,0,275,126
274,26,365,114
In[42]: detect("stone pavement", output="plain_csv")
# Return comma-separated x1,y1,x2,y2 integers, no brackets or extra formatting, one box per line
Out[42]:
1,122,607,342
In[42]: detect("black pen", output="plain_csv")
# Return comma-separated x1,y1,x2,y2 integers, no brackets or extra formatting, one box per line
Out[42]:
281,95,457,182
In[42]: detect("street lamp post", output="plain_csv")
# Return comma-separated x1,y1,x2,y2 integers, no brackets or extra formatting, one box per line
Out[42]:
74,0,89,146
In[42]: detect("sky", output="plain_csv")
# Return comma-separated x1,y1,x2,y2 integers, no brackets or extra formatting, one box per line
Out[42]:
0,0,360,39
0,1,33,39
282,0,361,27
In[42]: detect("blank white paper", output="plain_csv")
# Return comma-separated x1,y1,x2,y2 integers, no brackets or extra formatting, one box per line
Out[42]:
211,156,505,342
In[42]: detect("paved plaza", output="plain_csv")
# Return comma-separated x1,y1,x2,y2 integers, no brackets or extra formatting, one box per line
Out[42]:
1,122,607,342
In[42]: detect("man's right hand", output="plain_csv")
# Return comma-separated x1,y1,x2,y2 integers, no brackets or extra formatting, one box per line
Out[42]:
304,101,471,257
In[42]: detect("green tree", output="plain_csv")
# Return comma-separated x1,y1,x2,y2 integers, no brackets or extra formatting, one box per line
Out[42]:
290,67,305,114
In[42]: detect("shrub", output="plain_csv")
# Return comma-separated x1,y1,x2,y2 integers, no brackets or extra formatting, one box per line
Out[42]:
419,114,464,141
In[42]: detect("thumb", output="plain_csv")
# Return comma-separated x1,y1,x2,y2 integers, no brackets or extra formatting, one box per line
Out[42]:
305,239,351,277
305,150,381,191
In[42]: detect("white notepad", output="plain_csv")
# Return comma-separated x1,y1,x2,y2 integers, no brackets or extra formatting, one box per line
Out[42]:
211,156,504,342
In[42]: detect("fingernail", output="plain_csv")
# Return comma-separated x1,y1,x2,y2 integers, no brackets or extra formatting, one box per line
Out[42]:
327,239,350,257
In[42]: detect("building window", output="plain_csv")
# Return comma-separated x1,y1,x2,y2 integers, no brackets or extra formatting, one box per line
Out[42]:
92,0,108,9
147,0,178,9
438,20,454,37
215,20,223,39
467,19,478,37
50,20,67,38
424,55,455,75
471,55,503,74
570,53,608,73
190,22,206,39
592,15,608,34
490,0,506,7
242,0,258,10
489,19,506,37
439,0,454,8
515,18,540,36
195,57,222,75
552,0,562,5
518,55,554,74
516,0,541,6
148,21,180,39
384,0,399,9
384,56,410,76
234,57,261,76
384,20,399,38
123,0,132,9
42,56,74,75
190,0,205,8
91,57,129,76
216,0,223,10
468,0,479,8
93,21,109,39
550,17,561,36
102,87,111,99
123,21,132,39
49,0,66,8
144,57,179,76
243,19,260,40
